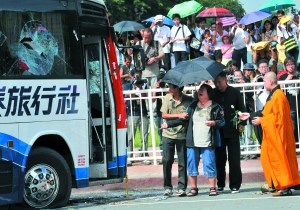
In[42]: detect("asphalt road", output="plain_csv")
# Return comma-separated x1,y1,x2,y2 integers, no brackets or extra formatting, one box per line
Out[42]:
49,183,300,210
5,183,300,210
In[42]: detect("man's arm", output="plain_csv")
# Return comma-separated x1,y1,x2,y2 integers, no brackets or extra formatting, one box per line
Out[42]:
162,112,188,119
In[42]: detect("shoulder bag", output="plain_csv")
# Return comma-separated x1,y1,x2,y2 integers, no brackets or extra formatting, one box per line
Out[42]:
189,37,201,50
284,32,298,52
170,27,181,53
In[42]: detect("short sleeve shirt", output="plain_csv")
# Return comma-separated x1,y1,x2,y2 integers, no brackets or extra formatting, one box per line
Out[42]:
153,25,171,53
161,93,193,139
171,24,192,52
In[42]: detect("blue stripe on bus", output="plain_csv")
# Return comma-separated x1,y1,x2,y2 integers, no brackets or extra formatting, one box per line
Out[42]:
107,155,126,177
76,179,89,188
0,133,30,168
74,167,89,187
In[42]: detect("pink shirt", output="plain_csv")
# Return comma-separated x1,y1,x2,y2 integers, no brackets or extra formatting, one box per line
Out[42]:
221,43,233,59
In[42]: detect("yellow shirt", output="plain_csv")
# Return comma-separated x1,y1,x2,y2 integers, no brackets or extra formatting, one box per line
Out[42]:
276,44,286,64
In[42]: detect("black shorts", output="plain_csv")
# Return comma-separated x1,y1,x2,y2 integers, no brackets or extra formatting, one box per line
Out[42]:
214,49,222,60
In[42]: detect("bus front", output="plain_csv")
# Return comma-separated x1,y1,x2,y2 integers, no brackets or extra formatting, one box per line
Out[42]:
0,0,128,208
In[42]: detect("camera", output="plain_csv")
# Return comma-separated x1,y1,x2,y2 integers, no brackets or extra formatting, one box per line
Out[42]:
157,70,166,88
227,75,240,83
224,67,233,75
133,74,147,87
256,75,264,82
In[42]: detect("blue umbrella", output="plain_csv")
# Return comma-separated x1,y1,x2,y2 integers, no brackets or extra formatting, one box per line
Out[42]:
239,11,272,25
142,16,174,27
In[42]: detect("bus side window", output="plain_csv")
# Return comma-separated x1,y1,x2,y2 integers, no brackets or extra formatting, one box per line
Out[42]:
9,21,58,76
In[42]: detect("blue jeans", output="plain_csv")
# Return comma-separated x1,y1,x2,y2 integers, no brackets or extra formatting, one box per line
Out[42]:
187,147,217,178
162,137,187,190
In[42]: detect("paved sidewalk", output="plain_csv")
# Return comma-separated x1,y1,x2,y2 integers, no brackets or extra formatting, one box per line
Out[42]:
72,156,300,195
123,157,265,190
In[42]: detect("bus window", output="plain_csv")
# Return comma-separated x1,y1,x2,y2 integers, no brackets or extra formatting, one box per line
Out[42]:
0,10,83,77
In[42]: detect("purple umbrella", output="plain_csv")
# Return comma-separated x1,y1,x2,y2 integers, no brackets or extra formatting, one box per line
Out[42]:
239,11,272,25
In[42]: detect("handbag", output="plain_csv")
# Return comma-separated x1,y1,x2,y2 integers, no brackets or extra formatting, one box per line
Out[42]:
284,35,298,52
190,37,201,50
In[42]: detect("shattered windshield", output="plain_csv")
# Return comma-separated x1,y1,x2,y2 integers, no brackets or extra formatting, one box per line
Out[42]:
0,1,83,77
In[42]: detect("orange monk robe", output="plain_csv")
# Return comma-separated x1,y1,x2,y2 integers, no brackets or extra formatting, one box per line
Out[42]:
260,88,300,190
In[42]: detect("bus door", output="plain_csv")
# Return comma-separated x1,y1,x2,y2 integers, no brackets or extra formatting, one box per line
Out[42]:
83,37,116,178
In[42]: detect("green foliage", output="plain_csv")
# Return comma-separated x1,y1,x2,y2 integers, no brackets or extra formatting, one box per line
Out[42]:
134,125,160,148
105,0,245,25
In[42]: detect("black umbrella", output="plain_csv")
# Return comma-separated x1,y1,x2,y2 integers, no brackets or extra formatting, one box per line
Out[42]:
113,20,145,33
163,57,225,87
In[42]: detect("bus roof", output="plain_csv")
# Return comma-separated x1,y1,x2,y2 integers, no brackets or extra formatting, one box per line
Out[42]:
0,0,106,12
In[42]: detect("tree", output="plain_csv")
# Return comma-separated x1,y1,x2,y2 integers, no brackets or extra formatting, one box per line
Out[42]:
105,0,245,25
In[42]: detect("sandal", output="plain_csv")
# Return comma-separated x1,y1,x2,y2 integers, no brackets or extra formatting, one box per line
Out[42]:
209,187,218,196
187,188,198,197
272,189,292,196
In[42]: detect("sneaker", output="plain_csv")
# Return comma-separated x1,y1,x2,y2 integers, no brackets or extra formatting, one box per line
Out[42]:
217,187,224,192
231,188,240,194
163,189,173,196
176,189,187,197
143,160,151,165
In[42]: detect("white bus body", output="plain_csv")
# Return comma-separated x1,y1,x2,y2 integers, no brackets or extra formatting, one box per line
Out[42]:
0,0,129,208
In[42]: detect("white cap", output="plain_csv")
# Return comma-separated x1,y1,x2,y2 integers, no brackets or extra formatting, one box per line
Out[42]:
154,15,164,23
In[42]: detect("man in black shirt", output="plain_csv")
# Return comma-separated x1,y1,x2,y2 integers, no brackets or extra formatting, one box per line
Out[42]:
213,71,246,193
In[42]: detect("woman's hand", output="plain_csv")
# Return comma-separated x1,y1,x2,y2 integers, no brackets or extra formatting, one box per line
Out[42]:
160,122,168,129
204,120,216,127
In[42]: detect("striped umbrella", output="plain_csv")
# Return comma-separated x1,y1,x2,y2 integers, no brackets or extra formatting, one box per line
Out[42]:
217,16,237,26
217,17,237,26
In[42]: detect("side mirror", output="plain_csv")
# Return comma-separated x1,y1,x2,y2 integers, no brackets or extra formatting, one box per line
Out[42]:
132,45,145,71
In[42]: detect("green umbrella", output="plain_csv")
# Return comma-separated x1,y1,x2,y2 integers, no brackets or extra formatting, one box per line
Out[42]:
259,0,296,12
167,0,203,19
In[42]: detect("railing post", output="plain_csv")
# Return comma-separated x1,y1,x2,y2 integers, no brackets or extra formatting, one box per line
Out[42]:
147,89,158,165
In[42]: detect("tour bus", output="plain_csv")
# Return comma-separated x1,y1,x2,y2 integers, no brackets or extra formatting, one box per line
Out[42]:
0,0,144,208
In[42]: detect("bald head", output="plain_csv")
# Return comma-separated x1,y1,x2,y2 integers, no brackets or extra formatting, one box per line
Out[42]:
264,72,278,91
264,72,277,83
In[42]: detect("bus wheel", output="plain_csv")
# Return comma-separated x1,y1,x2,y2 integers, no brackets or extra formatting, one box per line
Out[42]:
24,147,72,209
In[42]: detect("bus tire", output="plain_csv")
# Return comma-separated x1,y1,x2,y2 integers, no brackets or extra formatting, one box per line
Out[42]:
23,147,72,209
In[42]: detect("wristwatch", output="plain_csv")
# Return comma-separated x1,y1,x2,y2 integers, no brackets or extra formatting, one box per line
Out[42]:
154,57,158,62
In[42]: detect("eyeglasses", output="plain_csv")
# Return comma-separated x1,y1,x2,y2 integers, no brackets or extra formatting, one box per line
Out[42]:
259,66,268,69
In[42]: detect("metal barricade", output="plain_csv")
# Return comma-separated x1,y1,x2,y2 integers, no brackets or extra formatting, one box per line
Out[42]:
123,80,300,165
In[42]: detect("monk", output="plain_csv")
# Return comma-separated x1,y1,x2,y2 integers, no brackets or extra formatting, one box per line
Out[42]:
239,72,300,196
